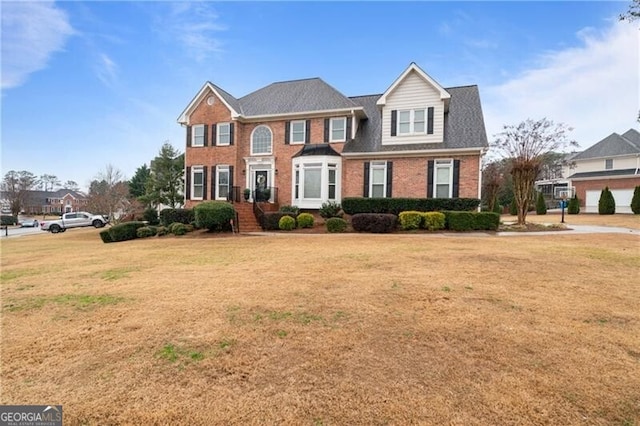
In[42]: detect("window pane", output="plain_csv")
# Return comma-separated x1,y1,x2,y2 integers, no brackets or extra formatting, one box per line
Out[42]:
436,184,449,198
398,111,410,134
292,121,305,143
193,172,203,185
193,125,204,146
372,168,385,184
436,167,450,184
252,126,272,154
328,169,336,184
219,124,230,145
328,185,336,199
414,109,425,133
304,169,321,198
219,185,229,198
331,118,345,141
372,185,384,198
218,171,229,185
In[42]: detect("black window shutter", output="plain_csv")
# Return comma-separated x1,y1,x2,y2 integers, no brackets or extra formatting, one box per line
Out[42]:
186,126,192,147
212,166,217,200
211,124,216,146
452,159,460,198
305,119,311,144
427,160,434,198
324,118,330,143
285,121,290,144
203,166,208,200
229,123,234,146
203,124,209,147
427,107,434,135
386,161,393,198
363,162,370,197
391,110,397,136
229,165,234,201
346,117,352,141
186,166,191,199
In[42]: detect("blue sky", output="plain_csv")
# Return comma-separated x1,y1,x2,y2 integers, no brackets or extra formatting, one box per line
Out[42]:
1,1,638,191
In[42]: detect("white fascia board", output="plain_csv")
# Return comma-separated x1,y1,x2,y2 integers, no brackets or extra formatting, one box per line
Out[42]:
236,107,366,123
340,147,484,159
569,173,640,182
177,82,240,125
376,63,451,106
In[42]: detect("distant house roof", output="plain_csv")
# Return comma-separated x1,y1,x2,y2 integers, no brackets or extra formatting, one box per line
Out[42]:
343,85,488,154
572,129,640,160
568,168,640,180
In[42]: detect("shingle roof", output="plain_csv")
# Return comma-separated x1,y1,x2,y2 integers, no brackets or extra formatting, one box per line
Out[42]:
292,144,341,158
343,85,488,153
210,82,243,114
238,78,358,116
572,130,640,160
568,168,639,179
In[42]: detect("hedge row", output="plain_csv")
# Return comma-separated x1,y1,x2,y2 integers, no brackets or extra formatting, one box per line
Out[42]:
1,215,17,226
159,208,194,227
398,211,446,231
342,197,480,215
351,213,397,233
100,222,195,243
445,211,500,231
194,201,235,232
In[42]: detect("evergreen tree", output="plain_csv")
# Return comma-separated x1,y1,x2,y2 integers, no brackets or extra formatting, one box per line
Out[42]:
568,194,580,214
598,186,616,215
535,192,547,215
631,186,640,214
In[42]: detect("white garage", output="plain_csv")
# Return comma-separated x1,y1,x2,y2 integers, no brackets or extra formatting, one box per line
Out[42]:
585,189,634,213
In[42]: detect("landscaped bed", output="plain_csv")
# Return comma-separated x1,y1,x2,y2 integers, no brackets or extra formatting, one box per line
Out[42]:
1,220,638,424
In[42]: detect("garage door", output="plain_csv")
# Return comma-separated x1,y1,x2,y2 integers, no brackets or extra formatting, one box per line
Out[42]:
585,189,633,213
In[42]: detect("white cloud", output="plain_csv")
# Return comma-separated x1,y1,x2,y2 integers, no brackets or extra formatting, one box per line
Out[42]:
1,1,75,89
95,53,118,87
483,21,639,150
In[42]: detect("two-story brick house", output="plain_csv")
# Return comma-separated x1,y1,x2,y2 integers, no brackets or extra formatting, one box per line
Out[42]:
178,63,488,213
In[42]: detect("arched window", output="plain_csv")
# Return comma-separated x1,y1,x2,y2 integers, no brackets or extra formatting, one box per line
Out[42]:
251,125,272,155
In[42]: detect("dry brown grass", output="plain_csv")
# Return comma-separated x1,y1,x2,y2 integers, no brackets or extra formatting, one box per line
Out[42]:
1,225,639,425
509,212,640,230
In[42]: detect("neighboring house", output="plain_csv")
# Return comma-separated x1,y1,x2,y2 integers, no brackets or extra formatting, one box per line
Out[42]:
0,189,88,215
568,129,640,213
178,63,488,212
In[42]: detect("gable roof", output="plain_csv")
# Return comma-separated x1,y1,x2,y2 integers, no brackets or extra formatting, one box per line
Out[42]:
376,62,450,106
572,129,640,160
343,85,488,154
177,82,242,124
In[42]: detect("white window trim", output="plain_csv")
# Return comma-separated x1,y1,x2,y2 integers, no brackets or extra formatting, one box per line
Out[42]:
191,166,204,200
192,124,205,147
217,123,231,146
290,120,306,144
397,109,426,136
291,156,342,208
369,161,387,198
604,158,613,170
433,159,453,198
250,125,273,155
215,165,230,200
330,117,346,142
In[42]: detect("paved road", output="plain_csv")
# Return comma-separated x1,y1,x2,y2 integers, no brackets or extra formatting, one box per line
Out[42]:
0,226,45,239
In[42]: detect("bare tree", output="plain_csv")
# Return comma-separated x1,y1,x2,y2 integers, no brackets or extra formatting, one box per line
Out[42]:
40,174,61,192
86,165,130,223
482,161,506,212
492,118,577,225
63,180,80,192
620,0,640,21
2,170,39,215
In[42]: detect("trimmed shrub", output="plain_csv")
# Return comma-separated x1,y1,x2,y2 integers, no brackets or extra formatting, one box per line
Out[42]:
319,201,343,219
535,192,547,215
326,217,348,233
279,205,300,217
568,195,580,215
143,208,160,225
160,208,194,227
194,201,235,232
445,211,500,231
1,215,18,226
509,199,518,215
108,221,146,242
184,224,194,233
631,186,640,214
598,186,616,215
99,229,113,243
422,212,446,231
398,211,423,230
136,226,156,238
156,226,168,236
171,223,188,236
351,213,397,233
278,215,296,231
341,197,480,215
296,212,315,228
262,212,291,231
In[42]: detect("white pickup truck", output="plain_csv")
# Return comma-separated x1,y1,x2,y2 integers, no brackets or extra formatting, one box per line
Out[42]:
41,212,109,233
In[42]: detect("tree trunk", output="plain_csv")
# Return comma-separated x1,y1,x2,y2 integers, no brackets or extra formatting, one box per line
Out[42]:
512,165,538,225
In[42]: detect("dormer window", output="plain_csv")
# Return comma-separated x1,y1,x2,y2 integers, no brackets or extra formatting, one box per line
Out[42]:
395,108,433,136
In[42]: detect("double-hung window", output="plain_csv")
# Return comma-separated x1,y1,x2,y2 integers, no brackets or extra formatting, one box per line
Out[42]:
330,118,346,142
370,161,387,198
192,124,205,147
216,166,230,200
191,166,204,200
290,121,306,144
397,109,426,135
434,160,453,198
605,159,613,170
217,123,230,145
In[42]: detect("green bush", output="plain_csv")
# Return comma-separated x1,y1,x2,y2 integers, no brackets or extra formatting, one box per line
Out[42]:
445,211,500,231
631,186,640,214
535,192,547,215
279,205,300,217
194,201,235,232
278,215,296,231
99,229,113,243
1,215,17,226
398,211,423,230
509,199,518,215
143,208,159,225
326,217,348,233
422,212,446,231
568,195,580,214
171,223,188,236
136,226,156,238
156,226,168,236
159,208,194,227
261,212,291,231
351,213,397,233
184,224,194,233
598,186,616,215
319,201,343,219
296,213,314,228
108,221,146,242
341,197,480,215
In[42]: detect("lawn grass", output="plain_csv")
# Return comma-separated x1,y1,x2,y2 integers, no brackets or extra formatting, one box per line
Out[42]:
1,220,639,424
